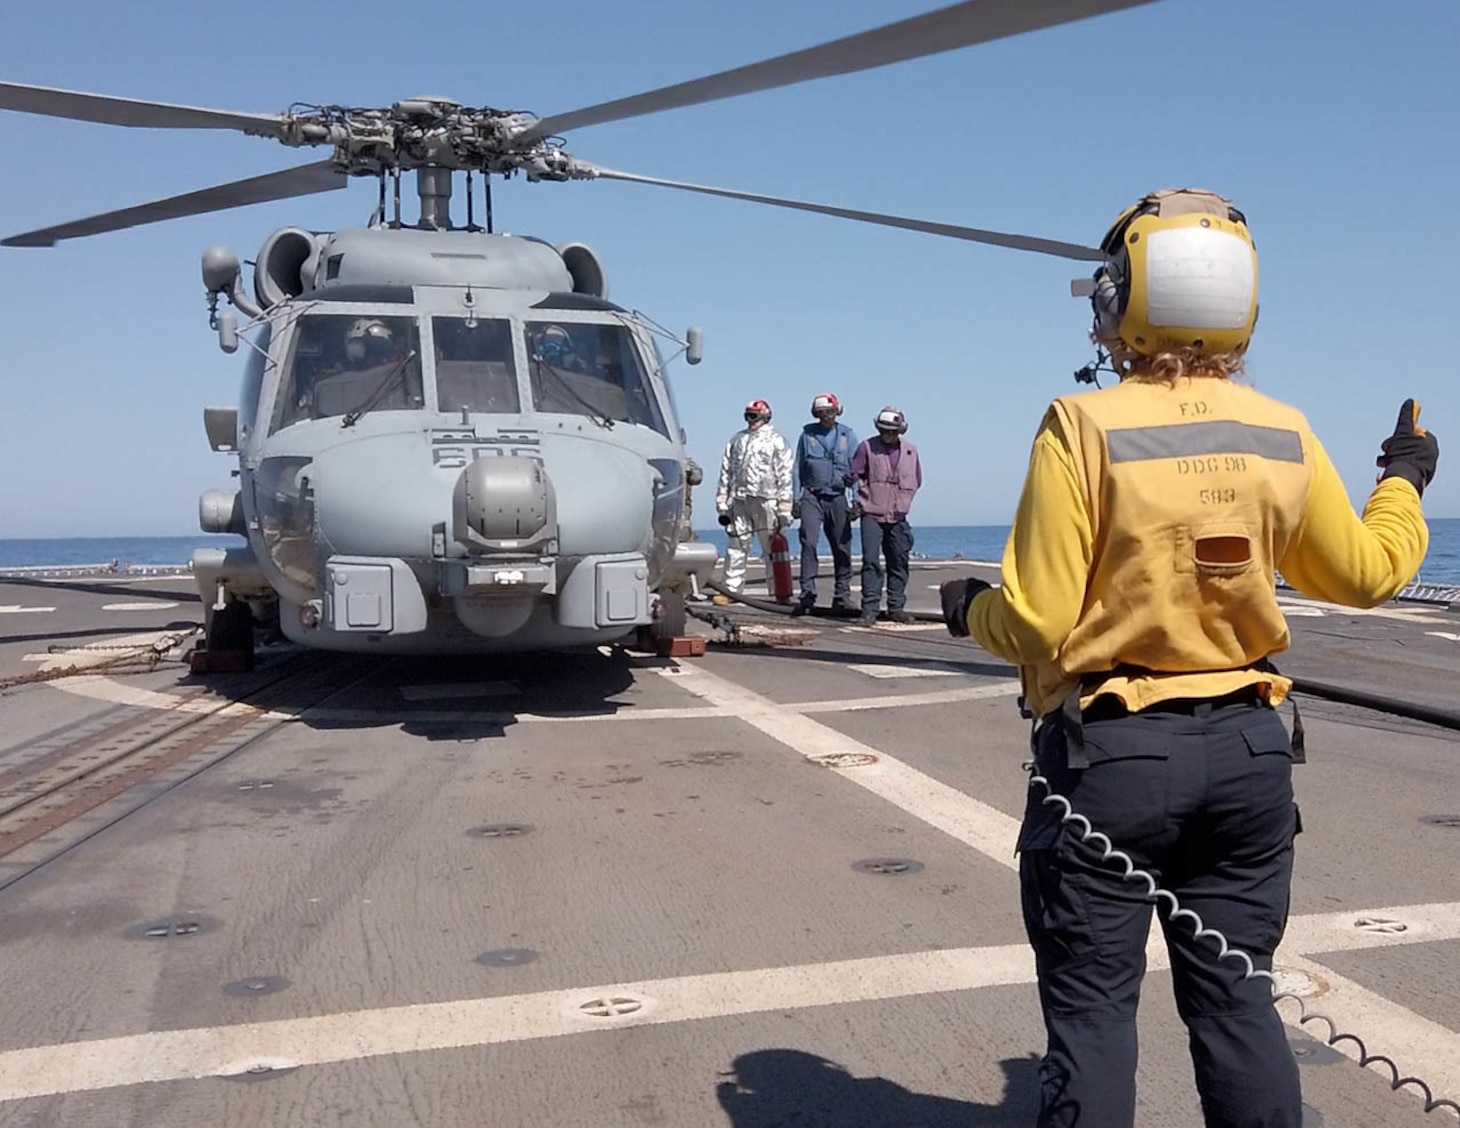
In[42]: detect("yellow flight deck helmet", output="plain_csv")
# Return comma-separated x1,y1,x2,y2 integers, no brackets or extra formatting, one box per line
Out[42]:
1087,188,1259,371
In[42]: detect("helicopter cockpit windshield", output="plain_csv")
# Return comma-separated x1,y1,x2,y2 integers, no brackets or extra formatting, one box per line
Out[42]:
433,317,520,414
272,313,424,432
525,321,668,435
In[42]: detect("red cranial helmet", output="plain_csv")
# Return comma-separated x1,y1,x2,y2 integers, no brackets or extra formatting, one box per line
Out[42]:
744,398,772,424
811,393,842,418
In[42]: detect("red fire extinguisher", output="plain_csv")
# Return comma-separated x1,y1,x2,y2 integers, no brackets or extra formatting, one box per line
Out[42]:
768,530,795,604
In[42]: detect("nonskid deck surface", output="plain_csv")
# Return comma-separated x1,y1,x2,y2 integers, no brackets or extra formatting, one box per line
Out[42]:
0,567,1457,1127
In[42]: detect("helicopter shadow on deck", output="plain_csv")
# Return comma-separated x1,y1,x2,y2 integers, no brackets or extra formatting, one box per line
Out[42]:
180,641,654,742
715,1050,1039,1128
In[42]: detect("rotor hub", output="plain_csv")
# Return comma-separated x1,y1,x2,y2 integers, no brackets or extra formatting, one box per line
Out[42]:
277,102,599,184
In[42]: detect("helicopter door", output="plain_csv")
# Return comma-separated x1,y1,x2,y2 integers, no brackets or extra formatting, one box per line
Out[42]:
432,317,520,414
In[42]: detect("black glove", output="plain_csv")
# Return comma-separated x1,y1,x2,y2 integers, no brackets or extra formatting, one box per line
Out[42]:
717,512,732,528
939,578,992,637
1376,399,1438,497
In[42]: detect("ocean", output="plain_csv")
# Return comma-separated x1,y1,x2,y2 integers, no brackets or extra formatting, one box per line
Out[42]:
3,520,1459,584
688,520,1460,586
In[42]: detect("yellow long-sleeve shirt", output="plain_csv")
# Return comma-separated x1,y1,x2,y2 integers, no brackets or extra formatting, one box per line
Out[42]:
967,407,1429,715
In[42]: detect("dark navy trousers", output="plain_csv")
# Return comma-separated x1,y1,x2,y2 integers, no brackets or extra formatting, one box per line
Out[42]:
797,491,853,603
1018,696,1303,1128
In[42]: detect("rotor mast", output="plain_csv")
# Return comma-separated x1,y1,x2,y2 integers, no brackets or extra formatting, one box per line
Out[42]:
416,167,453,230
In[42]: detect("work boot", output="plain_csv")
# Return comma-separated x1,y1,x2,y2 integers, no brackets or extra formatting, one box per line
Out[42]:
857,608,880,627
791,592,816,618
830,597,850,615
887,610,916,625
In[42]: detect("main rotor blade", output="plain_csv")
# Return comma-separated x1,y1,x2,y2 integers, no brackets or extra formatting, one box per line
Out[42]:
2,160,346,248
526,0,1159,138
0,81,286,137
593,168,1105,262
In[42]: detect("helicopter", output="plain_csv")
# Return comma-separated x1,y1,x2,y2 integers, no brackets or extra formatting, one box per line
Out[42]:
0,0,1145,663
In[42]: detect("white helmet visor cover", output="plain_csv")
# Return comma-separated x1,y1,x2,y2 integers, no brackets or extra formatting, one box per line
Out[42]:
1142,226,1255,331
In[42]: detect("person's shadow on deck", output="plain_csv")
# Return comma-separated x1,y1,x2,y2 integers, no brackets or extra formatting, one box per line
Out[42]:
717,1049,1038,1127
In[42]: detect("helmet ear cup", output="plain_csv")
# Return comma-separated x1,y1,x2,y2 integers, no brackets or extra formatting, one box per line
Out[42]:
1090,265,1125,344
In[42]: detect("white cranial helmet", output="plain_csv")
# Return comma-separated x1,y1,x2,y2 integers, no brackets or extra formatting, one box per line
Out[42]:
874,406,907,434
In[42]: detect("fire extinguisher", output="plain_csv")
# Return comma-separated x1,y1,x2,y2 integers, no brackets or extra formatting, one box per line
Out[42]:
768,530,795,604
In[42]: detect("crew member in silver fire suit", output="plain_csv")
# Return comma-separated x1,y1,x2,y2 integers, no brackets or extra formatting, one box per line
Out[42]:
715,398,794,595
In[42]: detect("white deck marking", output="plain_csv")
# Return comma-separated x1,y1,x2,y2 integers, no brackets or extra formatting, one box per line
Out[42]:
794,682,1021,713
845,622,946,633
0,900,1456,1103
661,665,1022,869
0,944,1032,1101
0,605,55,615
1279,954,1460,1099
847,662,963,679
514,706,724,724
399,681,520,701
1280,901,1460,953
1425,631,1460,643
100,602,180,612
1276,595,1452,625
36,636,1020,721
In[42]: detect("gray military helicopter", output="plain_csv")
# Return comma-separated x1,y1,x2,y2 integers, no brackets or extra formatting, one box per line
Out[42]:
0,0,1142,661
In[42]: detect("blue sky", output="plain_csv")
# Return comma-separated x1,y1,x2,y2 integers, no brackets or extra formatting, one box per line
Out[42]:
0,0,1455,535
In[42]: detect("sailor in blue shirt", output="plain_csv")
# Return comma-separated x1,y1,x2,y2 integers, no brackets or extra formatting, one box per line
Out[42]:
792,393,858,615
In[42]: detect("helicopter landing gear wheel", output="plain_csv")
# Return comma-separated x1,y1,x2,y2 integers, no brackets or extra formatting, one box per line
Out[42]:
191,599,255,674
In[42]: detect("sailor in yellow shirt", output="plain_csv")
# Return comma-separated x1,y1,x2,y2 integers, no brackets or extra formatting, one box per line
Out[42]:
939,189,1436,1128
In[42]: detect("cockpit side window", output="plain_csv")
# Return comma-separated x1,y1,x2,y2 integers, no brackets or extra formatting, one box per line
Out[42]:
524,321,669,436
432,317,520,414
270,314,423,433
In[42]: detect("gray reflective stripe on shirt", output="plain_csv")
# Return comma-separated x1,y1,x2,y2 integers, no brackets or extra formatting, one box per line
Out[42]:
1106,421,1304,464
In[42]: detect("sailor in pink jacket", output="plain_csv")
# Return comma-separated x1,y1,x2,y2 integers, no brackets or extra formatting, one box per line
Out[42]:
848,406,922,625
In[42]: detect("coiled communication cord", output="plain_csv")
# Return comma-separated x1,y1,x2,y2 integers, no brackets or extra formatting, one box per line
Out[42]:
1026,768,1460,1118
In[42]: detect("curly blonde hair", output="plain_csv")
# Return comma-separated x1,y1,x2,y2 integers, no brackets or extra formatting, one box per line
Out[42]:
1125,346,1246,384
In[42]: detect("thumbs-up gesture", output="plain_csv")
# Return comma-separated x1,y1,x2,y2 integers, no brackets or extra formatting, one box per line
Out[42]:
1376,399,1439,497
